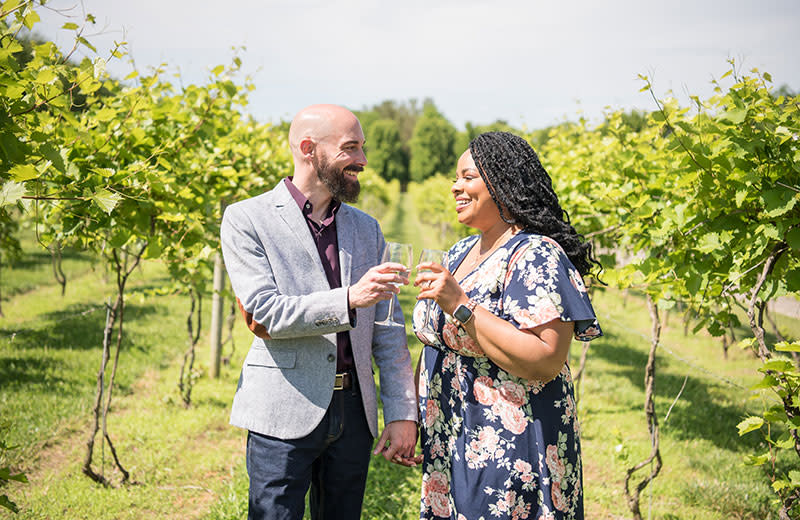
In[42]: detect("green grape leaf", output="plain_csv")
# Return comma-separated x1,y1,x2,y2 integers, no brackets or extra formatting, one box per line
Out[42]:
92,188,121,215
776,341,800,353
737,416,764,435
787,228,800,251
760,359,795,372
722,108,747,124
9,163,39,181
0,181,27,207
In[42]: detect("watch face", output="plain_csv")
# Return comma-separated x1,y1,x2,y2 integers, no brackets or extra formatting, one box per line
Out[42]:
454,304,472,323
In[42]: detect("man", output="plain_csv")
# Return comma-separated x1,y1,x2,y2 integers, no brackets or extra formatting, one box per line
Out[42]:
220,104,418,520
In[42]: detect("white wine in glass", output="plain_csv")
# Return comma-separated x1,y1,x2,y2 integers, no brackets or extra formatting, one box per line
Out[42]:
414,248,447,334
375,242,413,327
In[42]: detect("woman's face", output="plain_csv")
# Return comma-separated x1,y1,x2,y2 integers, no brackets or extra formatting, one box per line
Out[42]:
451,150,503,231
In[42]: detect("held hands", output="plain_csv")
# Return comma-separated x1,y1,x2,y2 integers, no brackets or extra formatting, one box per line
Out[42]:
348,262,409,309
373,420,422,467
414,262,468,315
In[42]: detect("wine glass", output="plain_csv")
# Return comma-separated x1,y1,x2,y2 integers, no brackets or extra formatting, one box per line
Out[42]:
375,242,413,327
414,248,447,334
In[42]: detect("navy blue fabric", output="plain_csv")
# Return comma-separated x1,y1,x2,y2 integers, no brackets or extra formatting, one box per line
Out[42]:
412,232,602,519
246,380,373,520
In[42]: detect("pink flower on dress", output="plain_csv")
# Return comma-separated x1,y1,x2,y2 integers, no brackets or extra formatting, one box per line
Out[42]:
512,500,532,520
427,491,451,518
529,304,561,327
442,323,459,351
498,380,526,407
457,333,485,356
564,395,575,420
474,376,498,405
514,459,532,474
497,490,515,512
475,425,500,454
430,437,445,459
425,399,440,428
526,379,545,394
545,445,566,481
560,364,572,383
495,401,527,435
550,479,568,512
427,471,449,494
443,351,456,369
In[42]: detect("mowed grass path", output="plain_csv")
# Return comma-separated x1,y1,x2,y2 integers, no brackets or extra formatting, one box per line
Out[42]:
2,189,795,519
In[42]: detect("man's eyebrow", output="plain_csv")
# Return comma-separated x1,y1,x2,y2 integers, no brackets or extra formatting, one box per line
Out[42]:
341,139,364,147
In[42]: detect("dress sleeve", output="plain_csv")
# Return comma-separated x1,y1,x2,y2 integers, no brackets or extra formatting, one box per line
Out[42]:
501,237,602,341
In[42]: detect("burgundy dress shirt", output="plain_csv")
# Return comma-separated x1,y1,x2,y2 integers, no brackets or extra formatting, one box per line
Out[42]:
284,178,355,373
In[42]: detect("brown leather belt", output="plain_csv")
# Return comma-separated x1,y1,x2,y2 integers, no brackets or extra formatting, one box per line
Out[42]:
334,372,353,391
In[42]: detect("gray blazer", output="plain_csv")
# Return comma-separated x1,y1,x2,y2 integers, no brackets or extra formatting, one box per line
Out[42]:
220,181,417,439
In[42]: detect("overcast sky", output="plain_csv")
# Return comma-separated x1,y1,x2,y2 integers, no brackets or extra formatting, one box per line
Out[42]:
29,0,800,130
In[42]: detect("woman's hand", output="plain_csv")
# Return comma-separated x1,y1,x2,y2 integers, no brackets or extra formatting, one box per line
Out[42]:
414,262,468,315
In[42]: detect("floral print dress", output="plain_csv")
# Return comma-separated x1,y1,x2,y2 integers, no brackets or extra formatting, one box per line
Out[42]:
412,232,602,520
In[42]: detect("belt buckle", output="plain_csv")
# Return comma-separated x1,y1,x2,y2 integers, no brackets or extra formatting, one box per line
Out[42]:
334,373,345,391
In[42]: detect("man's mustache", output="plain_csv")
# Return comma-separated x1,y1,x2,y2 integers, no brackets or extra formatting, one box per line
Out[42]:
344,165,364,173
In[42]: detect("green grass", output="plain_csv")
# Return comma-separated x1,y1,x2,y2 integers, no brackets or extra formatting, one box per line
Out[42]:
577,289,784,519
2,192,797,519
1,230,95,302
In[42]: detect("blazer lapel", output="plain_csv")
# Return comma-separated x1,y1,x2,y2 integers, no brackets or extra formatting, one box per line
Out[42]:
273,183,328,283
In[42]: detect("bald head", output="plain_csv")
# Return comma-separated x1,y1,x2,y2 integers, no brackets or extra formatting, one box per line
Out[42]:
288,104,362,156
286,104,367,204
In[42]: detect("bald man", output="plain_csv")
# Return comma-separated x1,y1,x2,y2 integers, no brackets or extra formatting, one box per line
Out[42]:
220,104,418,520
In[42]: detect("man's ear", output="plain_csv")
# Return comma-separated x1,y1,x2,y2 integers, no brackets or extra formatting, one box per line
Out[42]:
300,138,315,157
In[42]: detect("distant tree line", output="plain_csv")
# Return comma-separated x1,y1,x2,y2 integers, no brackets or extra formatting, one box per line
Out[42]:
354,100,665,188
354,99,526,187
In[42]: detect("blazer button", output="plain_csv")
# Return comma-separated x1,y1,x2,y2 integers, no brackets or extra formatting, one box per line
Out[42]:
327,354,335,362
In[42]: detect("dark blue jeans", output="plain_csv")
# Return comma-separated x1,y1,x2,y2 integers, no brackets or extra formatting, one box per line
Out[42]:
246,380,373,520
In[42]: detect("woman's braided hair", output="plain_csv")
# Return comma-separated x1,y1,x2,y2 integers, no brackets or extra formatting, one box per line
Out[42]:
469,131,601,278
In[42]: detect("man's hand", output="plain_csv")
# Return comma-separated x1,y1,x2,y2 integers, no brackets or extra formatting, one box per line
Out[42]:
373,420,421,467
348,262,409,309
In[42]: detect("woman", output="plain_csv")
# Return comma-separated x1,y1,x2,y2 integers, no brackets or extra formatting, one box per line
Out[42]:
412,131,602,520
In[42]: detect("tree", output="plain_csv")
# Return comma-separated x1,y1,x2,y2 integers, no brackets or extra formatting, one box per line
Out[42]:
365,118,408,184
453,119,519,157
409,102,457,182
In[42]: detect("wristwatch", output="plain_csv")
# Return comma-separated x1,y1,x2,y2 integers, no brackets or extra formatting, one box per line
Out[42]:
452,299,478,328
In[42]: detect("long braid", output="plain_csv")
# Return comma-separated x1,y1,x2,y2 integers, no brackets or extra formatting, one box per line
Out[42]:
469,131,601,278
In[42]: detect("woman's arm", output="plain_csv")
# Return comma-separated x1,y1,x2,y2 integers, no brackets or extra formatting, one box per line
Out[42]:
461,305,573,381
415,262,573,381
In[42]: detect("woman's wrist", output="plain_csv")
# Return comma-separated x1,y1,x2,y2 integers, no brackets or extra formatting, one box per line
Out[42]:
452,298,478,329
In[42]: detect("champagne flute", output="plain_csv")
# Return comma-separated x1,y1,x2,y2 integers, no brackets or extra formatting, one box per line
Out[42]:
414,248,447,334
375,242,413,327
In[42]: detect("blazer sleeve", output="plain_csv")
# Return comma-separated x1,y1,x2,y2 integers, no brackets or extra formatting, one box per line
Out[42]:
369,229,418,424
220,203,353,340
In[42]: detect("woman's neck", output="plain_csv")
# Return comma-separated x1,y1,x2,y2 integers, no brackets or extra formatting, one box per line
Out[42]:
478,221,518,254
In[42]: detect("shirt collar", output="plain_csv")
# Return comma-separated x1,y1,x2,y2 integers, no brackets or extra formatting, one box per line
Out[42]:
284,177,341,223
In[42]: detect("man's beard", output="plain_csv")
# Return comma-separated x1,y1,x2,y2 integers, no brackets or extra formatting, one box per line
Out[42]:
313,154,362,203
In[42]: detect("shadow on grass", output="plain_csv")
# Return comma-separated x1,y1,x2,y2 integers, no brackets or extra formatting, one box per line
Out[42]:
9,245,92,269
589,331,762,453
1,302,161,351
0,354,77,394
